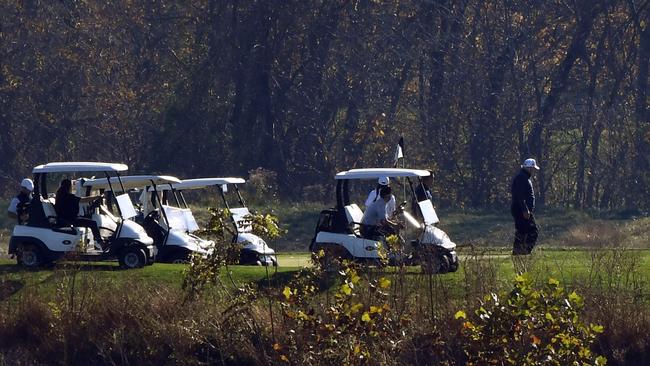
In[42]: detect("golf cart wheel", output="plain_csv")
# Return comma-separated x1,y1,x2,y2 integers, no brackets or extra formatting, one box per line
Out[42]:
18,244,42,268
168,252,190,264
421,254,450,275
448,256,459,272
119,247,146,269
449,262,459,272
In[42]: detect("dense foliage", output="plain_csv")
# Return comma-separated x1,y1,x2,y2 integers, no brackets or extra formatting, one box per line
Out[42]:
456,275,606,365
0,260,616,365
0,0,648,210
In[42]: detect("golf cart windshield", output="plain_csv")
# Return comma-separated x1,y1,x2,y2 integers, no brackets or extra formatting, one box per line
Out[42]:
162,204,199,232
418,199,439,225
116,194,138,219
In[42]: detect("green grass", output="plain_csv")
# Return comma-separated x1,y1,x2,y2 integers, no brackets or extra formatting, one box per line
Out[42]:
3,248,650,302
1,205,648,301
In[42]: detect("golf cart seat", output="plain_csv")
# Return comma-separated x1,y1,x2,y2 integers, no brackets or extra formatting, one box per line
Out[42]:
40,197,77,234
344,204,364,237
41,197,58,224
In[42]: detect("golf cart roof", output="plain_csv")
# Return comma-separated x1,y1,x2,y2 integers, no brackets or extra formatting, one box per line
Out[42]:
335,168,431,180
81,175,181,191
150,177,246,191
33,162,128,173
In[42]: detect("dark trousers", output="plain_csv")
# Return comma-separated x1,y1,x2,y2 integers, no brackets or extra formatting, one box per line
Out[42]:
72,218,103,242
361,225,380,239
512,212,538,255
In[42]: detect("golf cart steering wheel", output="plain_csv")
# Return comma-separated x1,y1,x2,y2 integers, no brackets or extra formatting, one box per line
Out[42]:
83,194,104,216
144,210,160,223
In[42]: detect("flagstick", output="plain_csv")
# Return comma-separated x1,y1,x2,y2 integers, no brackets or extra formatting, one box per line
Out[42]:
402,152,406,201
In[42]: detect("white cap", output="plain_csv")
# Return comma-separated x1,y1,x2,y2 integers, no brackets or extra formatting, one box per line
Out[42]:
378,177,390,185
521,158,540,170
21,178,34,191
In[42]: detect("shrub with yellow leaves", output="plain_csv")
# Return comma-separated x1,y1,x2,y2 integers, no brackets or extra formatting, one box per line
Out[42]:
274,262,405,365
456,274,607,365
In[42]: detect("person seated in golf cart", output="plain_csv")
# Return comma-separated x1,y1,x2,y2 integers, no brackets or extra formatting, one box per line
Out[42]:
364,177,396,216
360,185,400,239
54,179,106,247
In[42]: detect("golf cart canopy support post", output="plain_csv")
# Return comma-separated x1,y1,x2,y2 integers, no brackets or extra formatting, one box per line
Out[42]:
150,177,248,208
80,175,182,237
32,162,129,200
32,162,128,173
334,168,431,180
29,162,131,234
146,177,249,236
334,168,431,208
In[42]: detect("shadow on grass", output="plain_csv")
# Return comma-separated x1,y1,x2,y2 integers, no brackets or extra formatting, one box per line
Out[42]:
255,268,300,289
0,262,124,275
0,279,24,301
254,267,345,293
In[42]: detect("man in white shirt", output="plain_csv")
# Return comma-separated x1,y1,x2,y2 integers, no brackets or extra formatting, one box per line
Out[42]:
361,186,397,238
7,178,34,225
365,177,396,216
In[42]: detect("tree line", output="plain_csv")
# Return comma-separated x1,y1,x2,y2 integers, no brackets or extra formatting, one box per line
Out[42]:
0,0,648,210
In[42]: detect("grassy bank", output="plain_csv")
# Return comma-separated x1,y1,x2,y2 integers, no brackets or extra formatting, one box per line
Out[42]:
1,204,648,364
2,246,650,365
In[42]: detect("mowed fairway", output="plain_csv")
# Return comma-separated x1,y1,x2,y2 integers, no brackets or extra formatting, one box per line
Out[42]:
277,252,312,267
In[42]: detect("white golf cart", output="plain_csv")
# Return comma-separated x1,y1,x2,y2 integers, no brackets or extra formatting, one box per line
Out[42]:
152,178,278,266
8,162,157,269
79,175,215,263
310,168,459,274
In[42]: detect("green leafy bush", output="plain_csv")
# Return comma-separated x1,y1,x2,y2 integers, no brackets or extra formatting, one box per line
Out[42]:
183,207,285,300
456,274,607,365
274,264,408,365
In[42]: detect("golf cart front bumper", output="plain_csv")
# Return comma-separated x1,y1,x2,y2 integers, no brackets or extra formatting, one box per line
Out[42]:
240,248,277,266
145,243,157,261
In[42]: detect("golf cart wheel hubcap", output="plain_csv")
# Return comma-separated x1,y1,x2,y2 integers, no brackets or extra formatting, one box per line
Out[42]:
22,251,37,265
124,252,140,267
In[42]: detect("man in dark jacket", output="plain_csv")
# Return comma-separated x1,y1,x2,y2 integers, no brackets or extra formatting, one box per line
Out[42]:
511,158,540,255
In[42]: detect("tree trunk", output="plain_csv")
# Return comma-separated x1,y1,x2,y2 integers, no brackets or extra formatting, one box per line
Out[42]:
528,2,602,207
633,19,650,208
469,42,515,207
575,25,607,208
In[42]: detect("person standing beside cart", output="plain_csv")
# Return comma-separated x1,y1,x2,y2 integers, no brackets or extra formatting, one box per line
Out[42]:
511,158,540,255
7,178,34,225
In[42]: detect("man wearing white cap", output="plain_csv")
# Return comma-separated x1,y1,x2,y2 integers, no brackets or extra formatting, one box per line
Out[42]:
511,158,540,255
365,177,396,216
7,178,34,225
